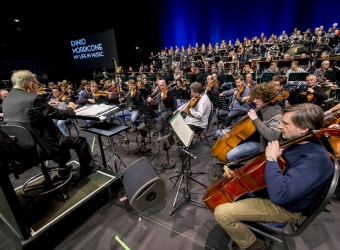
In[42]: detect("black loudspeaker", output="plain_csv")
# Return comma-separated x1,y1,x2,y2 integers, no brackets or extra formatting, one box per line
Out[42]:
158,134,175,149
123,157,167,211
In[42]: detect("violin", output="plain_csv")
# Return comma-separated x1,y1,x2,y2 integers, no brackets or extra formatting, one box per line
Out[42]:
235,85,245,99
94,90,109,98
205,128,340,212
212,91,290,161
58,85,72,101
324,110,340,127
184,95,201,114
162,88,168,100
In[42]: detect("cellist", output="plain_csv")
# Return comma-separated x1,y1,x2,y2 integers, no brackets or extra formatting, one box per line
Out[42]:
216,82,283,161
214,103,334,250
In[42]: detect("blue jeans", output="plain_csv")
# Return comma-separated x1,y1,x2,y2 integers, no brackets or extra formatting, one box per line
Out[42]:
53,118,72,136
83,120,97,126
115,109,140,127
226,141,260,161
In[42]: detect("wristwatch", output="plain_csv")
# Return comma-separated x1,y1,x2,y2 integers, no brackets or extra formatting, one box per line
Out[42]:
266,156,277,161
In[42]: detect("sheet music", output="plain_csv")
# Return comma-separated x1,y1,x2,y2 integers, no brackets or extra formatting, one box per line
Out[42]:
75,104,116,117
170,112,194,147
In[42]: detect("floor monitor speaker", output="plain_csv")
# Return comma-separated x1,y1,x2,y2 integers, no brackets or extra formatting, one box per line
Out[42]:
123,157,167,211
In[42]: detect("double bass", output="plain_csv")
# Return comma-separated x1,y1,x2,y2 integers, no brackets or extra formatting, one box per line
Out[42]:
204,128,340,212
212,91,289,161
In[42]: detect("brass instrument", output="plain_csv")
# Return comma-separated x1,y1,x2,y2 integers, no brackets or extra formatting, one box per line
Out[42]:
113,58,124,76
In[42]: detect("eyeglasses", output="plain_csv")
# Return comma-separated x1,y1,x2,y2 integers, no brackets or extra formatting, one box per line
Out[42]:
31,81,41,88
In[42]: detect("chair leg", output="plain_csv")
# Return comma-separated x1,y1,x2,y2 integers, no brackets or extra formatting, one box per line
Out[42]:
204,133,211,147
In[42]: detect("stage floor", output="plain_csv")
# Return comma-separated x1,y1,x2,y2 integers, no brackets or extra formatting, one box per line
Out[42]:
2,118,340,250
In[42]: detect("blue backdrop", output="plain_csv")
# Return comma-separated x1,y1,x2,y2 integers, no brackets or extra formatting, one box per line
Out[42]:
158,0,340,49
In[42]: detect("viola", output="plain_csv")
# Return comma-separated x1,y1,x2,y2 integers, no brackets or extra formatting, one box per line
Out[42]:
212,91,290,161
204,128,340,212
162,88,169,100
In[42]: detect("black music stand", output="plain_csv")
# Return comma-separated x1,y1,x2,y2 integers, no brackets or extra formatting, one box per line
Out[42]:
210,94,230,130
277,60,292,69
288,72,309,82
84,122,130,172
261,73,274,83
169,146,207,216
138,105,160,145
325,70,337,82
287,90,308,105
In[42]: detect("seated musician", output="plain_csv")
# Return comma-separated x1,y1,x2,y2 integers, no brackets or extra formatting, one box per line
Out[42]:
107,79,120,92
215,76,251,134
147,79,175,139
245,73,256,89
285,61,306,91
312,38,331,54
262,62,278,74
2,70,100,177
48,85,73,136
207,74,220,95
272,75,287,109
219,82,283,161
115,79,144,132
303,74,328,107
314,60,335,91
242,64,253,74
214,103,333,250
78,80,99,128
183,82,212,133
46,81,56,102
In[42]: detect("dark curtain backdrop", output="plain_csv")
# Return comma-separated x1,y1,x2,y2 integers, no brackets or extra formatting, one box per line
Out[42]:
158,0,339,49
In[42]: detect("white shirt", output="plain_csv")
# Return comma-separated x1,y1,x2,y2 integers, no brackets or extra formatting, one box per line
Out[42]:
185,94,211,129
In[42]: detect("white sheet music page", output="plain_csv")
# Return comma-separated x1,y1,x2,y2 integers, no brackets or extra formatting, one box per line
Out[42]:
170,112,194,147
75,104,112,116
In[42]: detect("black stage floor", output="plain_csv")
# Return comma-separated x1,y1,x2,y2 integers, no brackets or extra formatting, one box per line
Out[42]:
2,118,340,250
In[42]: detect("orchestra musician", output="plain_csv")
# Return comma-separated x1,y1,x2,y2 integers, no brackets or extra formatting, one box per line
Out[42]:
285,61,306,91
218,82,283,161
272,75,288,109
245,73,256,89
304,74,328,107
183,82,212,133
147,79,175,139
48,85,73,137
2,70,100,177
214,103,333,250
206,74,220,97
107,79,121,99
78,80,99,128
216,75,251,132
114,79,144,132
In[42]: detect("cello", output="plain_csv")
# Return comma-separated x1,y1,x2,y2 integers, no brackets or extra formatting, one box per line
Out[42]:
204,128,340,212
212,91,290,162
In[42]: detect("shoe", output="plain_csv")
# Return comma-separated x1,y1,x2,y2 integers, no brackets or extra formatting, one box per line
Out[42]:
81,164,101,177
58,165,73,177
245,238,266,250
129,127,136,132
80,124,90,129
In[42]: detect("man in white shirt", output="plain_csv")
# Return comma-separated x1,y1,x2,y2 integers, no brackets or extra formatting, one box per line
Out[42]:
184,82,212,133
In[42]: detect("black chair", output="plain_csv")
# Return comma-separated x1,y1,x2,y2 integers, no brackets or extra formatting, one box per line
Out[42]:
227,157,340,250
67,119,79,136
0,125,73,200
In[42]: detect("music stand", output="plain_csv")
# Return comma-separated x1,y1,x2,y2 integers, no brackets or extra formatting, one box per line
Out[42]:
261,73,274,83
138,105,160,146
315,59,335,69
210,94,230,130
325,70,337,82
288,72,309,82
169,146,207,216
